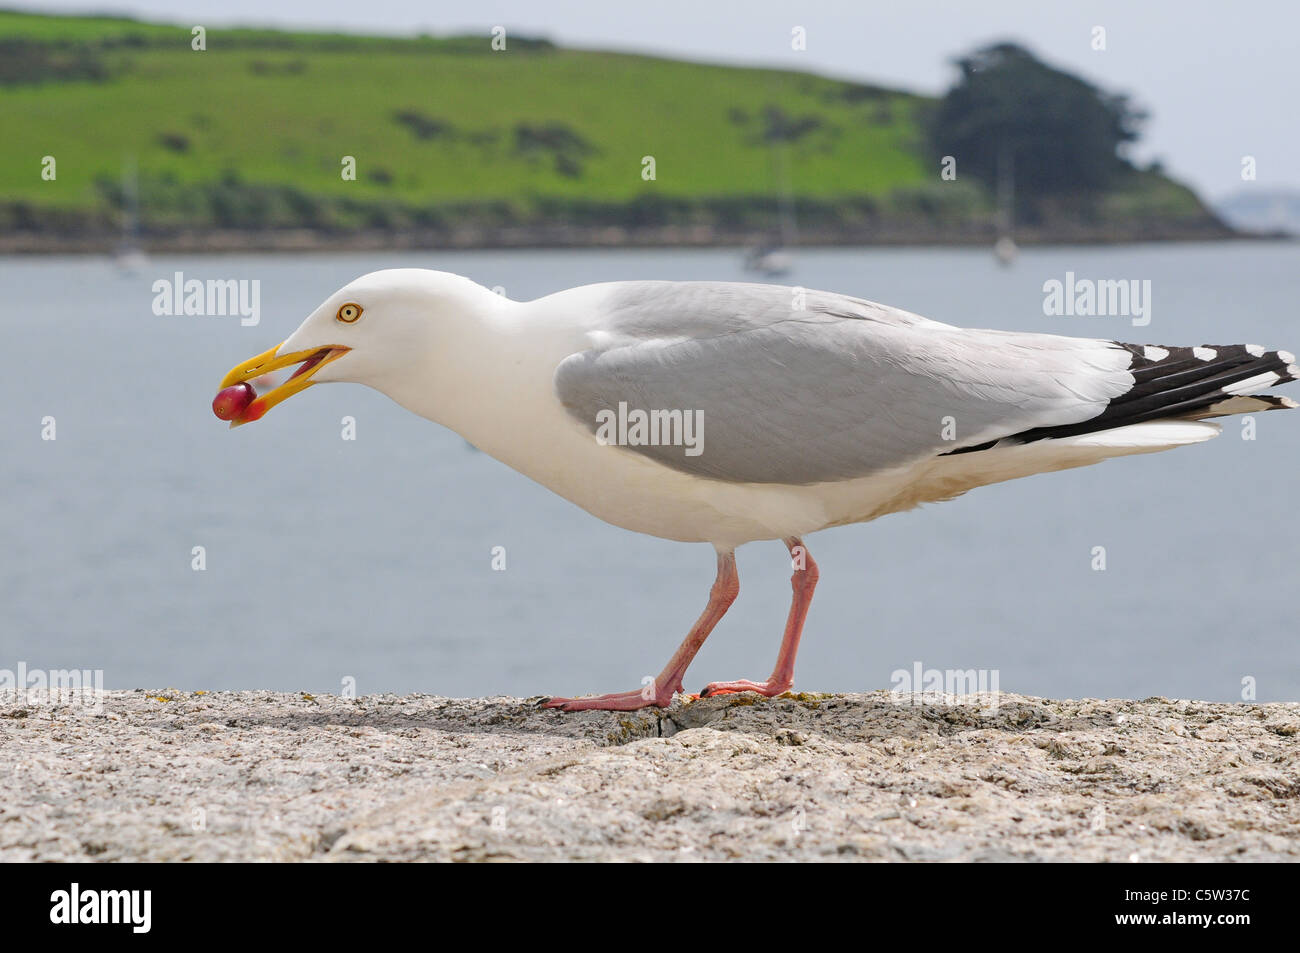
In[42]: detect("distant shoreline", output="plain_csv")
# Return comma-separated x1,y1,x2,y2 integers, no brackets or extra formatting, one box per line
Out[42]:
0,221,1274,256
5,11,1261,261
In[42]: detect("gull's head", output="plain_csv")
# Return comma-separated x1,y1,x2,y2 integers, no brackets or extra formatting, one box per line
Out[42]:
214,268,496,426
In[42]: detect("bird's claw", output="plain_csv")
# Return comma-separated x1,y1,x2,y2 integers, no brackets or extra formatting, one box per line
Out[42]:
699,678,790,699
541,688,674,712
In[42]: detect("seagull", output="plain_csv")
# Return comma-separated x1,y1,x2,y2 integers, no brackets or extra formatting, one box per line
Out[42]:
215,270,1298,711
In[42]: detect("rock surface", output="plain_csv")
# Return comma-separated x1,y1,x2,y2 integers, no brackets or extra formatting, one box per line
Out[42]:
1,689,1297,862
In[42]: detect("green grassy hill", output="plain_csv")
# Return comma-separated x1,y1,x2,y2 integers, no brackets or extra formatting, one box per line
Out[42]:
0,10,1225,247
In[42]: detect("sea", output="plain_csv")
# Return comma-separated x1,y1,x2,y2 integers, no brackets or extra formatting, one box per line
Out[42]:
2,241,1297,702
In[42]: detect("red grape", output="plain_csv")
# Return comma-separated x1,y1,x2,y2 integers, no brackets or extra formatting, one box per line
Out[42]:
212,383,255,421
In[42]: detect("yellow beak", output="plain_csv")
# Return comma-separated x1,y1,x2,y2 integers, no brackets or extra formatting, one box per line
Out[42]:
219,343,349,427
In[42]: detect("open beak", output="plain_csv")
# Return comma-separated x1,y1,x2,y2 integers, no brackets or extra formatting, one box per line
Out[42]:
219,343,350,427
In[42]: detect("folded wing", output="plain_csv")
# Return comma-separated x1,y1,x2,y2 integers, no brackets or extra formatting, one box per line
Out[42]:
554,281,1142,485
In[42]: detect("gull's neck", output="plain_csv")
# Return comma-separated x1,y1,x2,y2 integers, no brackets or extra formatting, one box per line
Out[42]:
374,280,587,469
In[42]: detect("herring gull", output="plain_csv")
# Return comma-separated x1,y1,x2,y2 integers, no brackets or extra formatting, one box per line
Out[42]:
214,270,1298,710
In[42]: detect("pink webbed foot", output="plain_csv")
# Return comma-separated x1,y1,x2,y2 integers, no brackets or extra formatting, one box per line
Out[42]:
542,686,678,712
700,677,792,699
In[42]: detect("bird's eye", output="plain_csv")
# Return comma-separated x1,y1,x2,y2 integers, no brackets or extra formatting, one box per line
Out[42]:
336,303,363,323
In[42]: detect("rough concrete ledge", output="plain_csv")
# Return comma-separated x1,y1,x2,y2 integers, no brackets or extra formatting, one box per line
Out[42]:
1,690,1297,862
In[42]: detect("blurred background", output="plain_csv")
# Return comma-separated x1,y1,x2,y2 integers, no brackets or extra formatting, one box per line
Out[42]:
2,2,1297,702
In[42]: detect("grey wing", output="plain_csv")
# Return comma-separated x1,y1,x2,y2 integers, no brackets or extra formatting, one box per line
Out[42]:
553,281,1135,485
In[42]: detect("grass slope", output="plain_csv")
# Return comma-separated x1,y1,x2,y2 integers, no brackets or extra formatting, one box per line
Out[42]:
0,9,1215,241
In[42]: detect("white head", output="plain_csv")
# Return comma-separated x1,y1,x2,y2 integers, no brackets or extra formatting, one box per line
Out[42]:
215,269,502,425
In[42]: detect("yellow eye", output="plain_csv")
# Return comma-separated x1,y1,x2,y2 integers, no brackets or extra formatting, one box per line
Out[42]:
336,303,363,323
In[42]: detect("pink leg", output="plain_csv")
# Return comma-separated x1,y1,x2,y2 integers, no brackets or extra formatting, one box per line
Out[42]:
702,538,819,699
544,550,739,712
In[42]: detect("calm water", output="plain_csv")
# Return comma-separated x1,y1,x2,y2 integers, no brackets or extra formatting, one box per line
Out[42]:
2,243,1297,702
